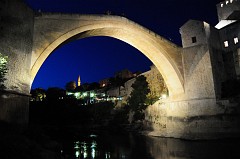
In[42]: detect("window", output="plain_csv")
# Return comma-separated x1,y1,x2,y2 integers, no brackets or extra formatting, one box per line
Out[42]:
226,1,229,4
224,41,229,47
221,3,224,7
230,0,233,3
234,37,239,44
192,37,197,43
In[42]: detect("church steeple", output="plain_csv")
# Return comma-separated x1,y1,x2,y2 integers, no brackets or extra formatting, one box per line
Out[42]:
78,75,81,86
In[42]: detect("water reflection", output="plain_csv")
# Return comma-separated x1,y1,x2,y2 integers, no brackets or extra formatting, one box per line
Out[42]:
74,135,99,159
61,131,240,159
145,136,240,159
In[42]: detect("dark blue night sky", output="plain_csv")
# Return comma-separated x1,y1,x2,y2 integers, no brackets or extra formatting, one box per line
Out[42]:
24,0,222,89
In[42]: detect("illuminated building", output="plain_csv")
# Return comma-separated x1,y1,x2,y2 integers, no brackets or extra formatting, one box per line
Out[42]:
78,75,81,86
99,78,110,87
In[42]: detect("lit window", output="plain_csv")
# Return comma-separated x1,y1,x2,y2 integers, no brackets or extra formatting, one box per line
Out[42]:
192,36,197,43
224,41,229,47
230,0,233,3
234,37,239,44
221,3,224,7
226,1,229,4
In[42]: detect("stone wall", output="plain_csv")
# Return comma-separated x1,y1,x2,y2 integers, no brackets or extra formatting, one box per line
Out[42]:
0,0,33,124
145,99,240,139
0,0,34,93
182,45,216,99
217,0,240,21
180,20,207,48
219,21,240,78
0,91,29,124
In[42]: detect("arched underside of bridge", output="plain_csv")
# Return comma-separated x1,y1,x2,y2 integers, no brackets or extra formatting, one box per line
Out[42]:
31,15,184,98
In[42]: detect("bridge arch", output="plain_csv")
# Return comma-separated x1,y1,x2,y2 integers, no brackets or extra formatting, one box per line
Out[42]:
31,14,184,98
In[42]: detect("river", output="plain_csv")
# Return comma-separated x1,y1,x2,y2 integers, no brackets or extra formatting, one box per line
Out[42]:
55,129,240,159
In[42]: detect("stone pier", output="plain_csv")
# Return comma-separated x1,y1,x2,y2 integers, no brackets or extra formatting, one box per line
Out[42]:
145,98,240,139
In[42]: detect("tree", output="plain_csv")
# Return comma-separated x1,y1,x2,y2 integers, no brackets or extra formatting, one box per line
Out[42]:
145,94,159,105
65,81,76,92
30,88,46,101
88,82,100,91
0,53,8,90
46,87,66,101
127,75,150,121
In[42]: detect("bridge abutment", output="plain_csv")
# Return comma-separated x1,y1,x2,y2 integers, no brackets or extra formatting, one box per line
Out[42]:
0,0,33,125
0,91,29,125
145,98,240,139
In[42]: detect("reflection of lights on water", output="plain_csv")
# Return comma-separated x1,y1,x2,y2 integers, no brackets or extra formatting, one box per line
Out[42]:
80,142,88,158
121,154,126,158
91,141,97,158
74,137,98,159
75,150,80,157
105,152,111,159
83,151,87,158
91,141,97,148
92,148,96,158
90,134,97,138
74,141,81,158
74,141,80,150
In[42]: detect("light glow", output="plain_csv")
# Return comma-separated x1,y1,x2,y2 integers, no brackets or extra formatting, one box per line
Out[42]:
215,20,237,29
224,41,229,47
234,37,239,44
74,92,80,98
90,92,95,97
75,150,80,157
161,94,167,99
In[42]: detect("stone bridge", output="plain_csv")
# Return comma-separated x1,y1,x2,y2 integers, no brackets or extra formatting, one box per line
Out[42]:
31,13,184,99
0,0,239,139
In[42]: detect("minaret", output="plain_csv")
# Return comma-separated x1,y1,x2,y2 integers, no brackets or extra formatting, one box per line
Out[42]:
78,75,81,87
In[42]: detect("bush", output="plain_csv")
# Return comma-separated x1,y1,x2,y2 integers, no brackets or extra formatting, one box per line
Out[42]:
0,53,8,90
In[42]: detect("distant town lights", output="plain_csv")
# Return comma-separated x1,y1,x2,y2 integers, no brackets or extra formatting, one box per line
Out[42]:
74,92,80,98
90,92,95,97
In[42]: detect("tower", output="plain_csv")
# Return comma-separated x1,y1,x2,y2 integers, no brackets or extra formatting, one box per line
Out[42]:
217,0,240,21
78,75,81,87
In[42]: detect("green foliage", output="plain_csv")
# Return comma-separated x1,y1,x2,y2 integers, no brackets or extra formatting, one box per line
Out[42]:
127,75,150,121
145,95,159,105
109,77,125,87
30,88,46,101
0,53,8,90
46,87,66,101
65,81,76,92
110,106,130,125
128,75,150,111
